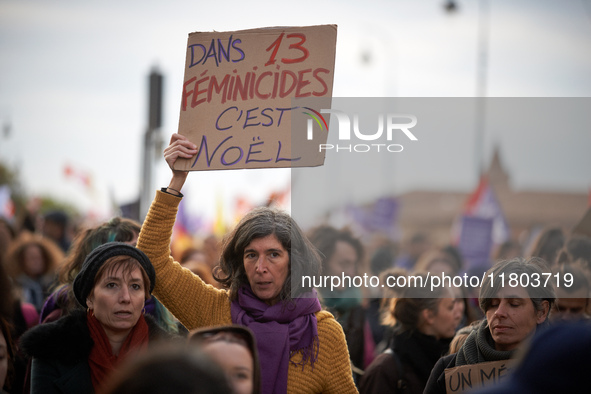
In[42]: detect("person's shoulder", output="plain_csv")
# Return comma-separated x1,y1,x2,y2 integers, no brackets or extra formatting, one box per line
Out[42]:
316,310,343,334
315,309,338,326
366,351,398,372
315,310,346,337
358,351,400,394
434,353,457,372
145,313,183,342
424,353,457,394
22,309,86,338
20,309,92,361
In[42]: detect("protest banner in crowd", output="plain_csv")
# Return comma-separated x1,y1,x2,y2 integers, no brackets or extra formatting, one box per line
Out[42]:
174,25,337,171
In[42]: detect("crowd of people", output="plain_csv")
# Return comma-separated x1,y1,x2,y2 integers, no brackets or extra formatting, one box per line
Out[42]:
0,133,590,393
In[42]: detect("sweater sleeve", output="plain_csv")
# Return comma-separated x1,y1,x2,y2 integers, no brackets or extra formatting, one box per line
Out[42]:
316,311,358,394
137,190,232,329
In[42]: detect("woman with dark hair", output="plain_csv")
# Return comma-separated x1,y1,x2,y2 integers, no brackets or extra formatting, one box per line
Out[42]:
137,133,356,393
359,271,460,394
414,248,480,329
189,325,261,394
423,257,556,394
40,217,141,321
212,205,321,304
527,226,564,267
39,217,180,335
307,225,374,384
556,234,591,267
20,243,174,394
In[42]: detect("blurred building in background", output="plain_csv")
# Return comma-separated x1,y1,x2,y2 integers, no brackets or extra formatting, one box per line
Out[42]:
396,147,588,246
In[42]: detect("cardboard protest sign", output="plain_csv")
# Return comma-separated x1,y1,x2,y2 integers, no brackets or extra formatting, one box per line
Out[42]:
444,360,515,394
174,25,337,171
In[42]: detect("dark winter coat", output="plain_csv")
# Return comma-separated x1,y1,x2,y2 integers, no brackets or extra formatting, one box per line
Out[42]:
422,353,457,394
19,309,174,394
359,329,450,394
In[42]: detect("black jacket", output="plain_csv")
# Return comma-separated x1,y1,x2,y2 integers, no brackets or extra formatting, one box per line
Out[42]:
360,329,450,394
422,353,457,394
20,309,174,394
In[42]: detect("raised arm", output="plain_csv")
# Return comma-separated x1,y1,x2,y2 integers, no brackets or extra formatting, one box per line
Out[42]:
137,133,232,329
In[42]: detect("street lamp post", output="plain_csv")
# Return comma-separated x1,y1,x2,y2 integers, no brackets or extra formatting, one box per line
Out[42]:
139,68,164,222
444,0,489,179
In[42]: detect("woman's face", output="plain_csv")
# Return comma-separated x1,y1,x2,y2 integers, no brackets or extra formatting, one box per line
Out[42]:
23,244,45,277
485,285,548,351
202,341,254,394
243,234,289,306
430,297,461,340
86,264,146,338
551,286,588,322
0,331,8,390
326,240,358,283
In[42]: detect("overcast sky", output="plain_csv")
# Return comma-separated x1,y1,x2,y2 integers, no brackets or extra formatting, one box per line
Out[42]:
1,0,590,224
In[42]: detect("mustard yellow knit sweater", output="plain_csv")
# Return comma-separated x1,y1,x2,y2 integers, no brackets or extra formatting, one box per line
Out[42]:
137,190,358,394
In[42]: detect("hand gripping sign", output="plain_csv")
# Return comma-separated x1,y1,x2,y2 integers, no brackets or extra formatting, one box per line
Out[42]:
174,25,337,171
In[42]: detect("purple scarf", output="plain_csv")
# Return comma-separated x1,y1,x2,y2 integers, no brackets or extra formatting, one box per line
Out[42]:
231,286,321,394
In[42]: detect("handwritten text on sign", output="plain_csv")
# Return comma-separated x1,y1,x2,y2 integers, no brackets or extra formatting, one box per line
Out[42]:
174,25,337,171
444,360,515,394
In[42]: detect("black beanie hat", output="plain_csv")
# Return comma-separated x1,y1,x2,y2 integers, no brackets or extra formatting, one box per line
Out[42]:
73,242,156,308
